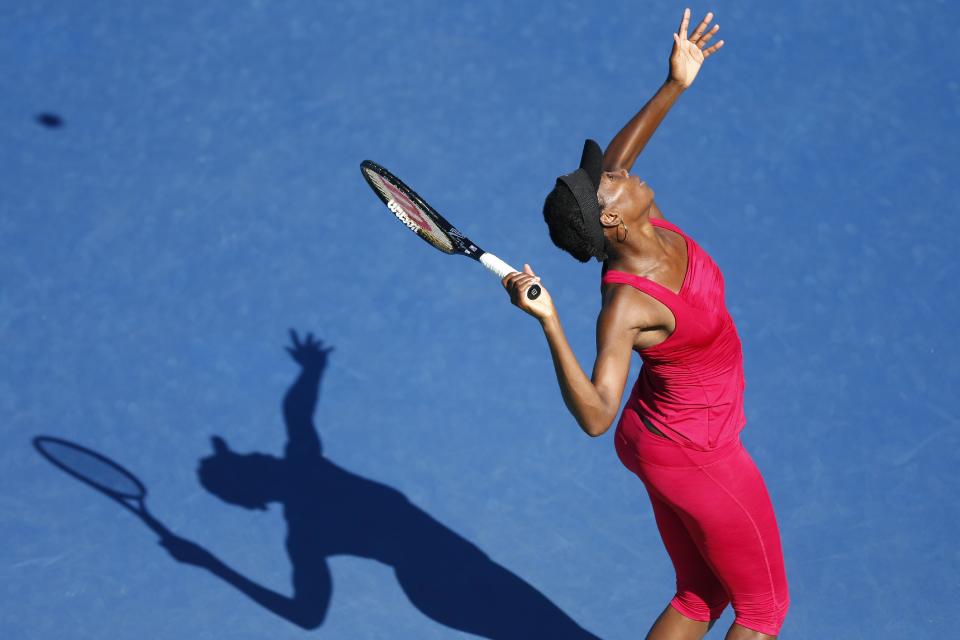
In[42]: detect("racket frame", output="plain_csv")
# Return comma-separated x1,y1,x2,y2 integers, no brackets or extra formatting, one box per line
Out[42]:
360,160,540,299
33,436,171,537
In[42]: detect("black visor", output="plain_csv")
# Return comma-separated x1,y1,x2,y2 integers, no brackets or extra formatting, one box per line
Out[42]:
542,139,606,262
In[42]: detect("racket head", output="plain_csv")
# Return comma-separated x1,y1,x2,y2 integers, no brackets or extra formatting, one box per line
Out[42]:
33,436,147,501
360,160,477,256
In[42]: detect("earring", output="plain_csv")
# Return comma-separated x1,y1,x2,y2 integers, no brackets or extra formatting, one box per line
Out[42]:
616,221,628,242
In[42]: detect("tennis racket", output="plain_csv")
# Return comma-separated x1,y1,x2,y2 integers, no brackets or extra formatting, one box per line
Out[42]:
360,160,541,300
33,436,172,538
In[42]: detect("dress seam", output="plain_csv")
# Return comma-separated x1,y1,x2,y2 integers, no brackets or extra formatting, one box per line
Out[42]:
689,455,782,610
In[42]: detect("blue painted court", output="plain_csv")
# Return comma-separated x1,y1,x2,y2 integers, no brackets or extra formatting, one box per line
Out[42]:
3,1,959,637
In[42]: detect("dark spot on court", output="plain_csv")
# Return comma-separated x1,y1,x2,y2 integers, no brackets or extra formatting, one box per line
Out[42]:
35,113,64,128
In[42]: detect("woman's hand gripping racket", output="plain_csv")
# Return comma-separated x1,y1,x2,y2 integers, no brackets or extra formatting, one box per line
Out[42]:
360,160,540,300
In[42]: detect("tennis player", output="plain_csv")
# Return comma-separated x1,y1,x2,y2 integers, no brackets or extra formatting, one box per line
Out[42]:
502,9,789,640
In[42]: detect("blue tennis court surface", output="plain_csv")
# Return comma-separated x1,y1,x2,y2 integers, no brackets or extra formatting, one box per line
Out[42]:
3,1,958,637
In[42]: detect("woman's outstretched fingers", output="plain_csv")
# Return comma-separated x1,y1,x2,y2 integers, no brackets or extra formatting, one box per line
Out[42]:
698,24,720,48
677,7,690,40
689,12,714,44
703,39,725,58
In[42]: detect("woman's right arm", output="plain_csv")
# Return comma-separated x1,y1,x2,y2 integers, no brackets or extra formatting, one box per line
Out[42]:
502,266,650,437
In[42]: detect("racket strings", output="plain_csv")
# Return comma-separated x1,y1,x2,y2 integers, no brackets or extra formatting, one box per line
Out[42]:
388,200,422,233
363,167,455,253
38,440,144,498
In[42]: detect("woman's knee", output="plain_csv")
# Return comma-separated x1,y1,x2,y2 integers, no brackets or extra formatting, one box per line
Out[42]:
730,593,789,638
671,588,729,623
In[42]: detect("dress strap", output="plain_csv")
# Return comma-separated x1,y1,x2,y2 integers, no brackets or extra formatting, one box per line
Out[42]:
601,269,683,306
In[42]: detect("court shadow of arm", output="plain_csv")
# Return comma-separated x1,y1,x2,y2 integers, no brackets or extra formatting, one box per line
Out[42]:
160,532,331,630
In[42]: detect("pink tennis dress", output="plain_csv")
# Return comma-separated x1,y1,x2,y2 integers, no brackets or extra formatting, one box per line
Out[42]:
605,218,790,636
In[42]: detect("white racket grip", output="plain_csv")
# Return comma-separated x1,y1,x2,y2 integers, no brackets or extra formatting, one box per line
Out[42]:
480,252,518,279
481,253,541,300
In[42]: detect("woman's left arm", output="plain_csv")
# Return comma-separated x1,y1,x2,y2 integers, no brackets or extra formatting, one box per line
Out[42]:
603,8,725,173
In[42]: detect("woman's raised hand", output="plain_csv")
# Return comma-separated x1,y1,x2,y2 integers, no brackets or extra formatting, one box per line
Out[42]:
669,8,725,89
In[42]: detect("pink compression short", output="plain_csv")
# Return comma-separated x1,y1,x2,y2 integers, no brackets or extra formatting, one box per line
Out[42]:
615,415,790,636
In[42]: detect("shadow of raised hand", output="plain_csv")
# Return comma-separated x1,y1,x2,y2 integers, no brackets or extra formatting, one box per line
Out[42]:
285,330,333,371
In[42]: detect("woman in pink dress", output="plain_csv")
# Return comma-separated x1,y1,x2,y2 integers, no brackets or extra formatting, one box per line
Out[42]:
503,9,789,639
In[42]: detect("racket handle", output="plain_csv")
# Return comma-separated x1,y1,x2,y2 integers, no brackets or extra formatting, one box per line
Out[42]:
480,253,541,300
139,507,174,538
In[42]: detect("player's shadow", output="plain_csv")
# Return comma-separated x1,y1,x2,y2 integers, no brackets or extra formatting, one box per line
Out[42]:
161,330,600,639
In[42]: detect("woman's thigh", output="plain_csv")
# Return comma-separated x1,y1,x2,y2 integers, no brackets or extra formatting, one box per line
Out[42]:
646,489,729,619
639,443,789,633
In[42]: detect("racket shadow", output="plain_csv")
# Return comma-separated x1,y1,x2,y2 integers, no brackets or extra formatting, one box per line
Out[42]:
162,329,601,639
